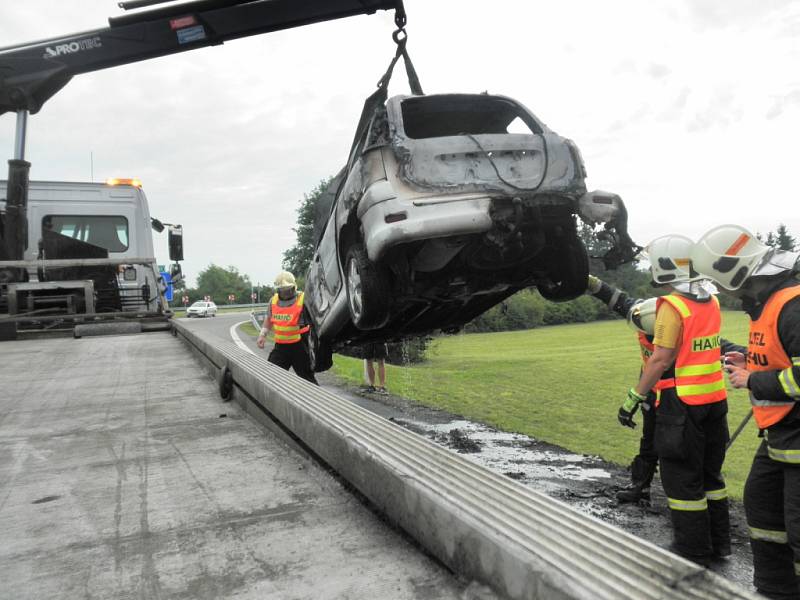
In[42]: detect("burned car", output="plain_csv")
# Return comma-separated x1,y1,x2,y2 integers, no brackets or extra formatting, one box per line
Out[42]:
305,93,636,370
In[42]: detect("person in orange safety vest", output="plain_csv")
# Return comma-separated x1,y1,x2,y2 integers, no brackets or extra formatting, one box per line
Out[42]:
625,234,730,566
256,271,318,385
693,225,800,600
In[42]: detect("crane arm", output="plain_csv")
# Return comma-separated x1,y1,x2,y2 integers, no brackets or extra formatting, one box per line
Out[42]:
0,0,400,115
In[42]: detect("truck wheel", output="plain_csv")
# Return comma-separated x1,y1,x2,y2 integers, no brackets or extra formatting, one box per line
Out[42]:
308,329,333,372
345,244,390,330
538,232,589,302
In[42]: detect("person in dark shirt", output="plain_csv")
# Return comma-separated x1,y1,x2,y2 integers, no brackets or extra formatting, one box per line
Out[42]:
693,225,800,599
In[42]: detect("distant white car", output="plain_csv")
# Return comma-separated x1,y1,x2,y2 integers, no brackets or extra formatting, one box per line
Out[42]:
187,301,217,318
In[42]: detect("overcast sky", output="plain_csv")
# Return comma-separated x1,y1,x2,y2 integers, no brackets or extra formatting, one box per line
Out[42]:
1,0,799,288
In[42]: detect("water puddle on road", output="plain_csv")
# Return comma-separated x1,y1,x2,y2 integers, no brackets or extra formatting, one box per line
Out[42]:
394,417,613,493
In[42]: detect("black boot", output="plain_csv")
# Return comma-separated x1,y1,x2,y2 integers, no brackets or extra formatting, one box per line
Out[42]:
617,456,657,503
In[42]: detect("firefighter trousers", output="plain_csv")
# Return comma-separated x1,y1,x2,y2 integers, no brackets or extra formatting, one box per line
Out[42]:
268,340,319,385
638,391,659,469
744,440,800,599
656,388,730,560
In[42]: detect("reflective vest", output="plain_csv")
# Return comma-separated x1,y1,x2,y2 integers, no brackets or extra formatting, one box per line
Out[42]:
656,294,726,405
637,332,675,392
748,285,800,429
270,292,310,344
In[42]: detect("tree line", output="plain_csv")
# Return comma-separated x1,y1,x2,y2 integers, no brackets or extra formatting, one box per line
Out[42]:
171,264,275,306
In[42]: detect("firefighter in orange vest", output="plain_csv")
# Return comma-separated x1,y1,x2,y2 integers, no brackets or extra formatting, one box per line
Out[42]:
256,271,318,385
693,225,800,599
624,234,730,565
589,275,739,505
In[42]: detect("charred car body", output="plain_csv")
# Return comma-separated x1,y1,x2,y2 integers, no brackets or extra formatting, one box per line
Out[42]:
305,93,636,370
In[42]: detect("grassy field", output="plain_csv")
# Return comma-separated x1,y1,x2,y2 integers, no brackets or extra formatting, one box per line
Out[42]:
331,311,759,499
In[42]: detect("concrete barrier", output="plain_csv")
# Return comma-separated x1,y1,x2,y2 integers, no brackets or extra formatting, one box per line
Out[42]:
174,320,761,600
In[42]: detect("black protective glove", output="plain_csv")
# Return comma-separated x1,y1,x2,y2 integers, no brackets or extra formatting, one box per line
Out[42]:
618,388,645,428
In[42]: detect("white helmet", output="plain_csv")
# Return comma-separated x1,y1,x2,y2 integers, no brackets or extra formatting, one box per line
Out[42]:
627,297,657,336
691,225,771,290
274,270,296,290
645,234,696,285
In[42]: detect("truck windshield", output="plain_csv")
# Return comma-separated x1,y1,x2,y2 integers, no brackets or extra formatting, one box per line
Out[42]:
42,215,129,252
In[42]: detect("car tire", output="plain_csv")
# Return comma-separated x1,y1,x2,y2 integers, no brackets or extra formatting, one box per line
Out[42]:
308,329,333,373
537,231,590,302
345,244,390,330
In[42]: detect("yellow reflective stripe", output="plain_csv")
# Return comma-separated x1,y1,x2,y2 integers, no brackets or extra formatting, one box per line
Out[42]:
749,526,788,544
779,366,800,398
271,293,279,305
296,292,305,308
274,333,301,341
767,446,800,464
676,379,727,397
273,325,300,332
675,362,722,377
705,488,728,501
667,497,708,511
664,295,691,318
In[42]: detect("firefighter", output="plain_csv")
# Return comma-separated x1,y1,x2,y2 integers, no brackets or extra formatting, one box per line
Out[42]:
692,225,800,599
256,271,318,385
587,276,661,502
624,234,730,565
589,275,741,505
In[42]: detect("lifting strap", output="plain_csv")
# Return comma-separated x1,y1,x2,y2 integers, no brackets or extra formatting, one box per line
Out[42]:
347,7,423,165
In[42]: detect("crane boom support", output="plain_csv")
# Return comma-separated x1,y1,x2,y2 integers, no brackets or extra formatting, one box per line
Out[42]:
0,0,400,114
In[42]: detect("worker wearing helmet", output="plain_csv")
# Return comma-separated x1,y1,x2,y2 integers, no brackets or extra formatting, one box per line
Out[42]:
625,234,730,566
588,274,740,505
692,225,800,599
257,271,318,385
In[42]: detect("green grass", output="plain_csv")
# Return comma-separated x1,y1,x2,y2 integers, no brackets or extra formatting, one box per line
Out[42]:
239,322,260,337
332,311,759,499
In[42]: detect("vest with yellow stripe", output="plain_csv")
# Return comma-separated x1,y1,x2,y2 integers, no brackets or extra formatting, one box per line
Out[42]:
656,294,726,405
270,292,310,344
747,285,800,429
637,332,676,392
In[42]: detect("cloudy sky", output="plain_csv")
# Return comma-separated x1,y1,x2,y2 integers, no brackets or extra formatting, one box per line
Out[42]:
1,0,799,287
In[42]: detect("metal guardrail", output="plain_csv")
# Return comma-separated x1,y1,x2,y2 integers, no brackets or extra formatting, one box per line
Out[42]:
172,302,270,311
173,320,762,600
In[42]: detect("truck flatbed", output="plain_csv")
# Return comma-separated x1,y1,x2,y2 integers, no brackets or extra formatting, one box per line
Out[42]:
0,332,468,599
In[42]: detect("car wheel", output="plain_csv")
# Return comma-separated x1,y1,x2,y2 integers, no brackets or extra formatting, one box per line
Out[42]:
307,329,333,372
537,231,590,302
345,244,390,330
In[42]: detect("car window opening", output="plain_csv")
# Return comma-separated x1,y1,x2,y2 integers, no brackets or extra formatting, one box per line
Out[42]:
400,96,542,139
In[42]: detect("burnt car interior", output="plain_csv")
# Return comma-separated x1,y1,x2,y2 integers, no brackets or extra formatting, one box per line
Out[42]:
401,95,543,138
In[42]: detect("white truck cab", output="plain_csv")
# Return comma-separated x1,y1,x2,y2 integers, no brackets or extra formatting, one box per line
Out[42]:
0,178,183,334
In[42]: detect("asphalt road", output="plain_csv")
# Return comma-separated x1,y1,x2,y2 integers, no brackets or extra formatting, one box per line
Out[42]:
179,312,757,592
